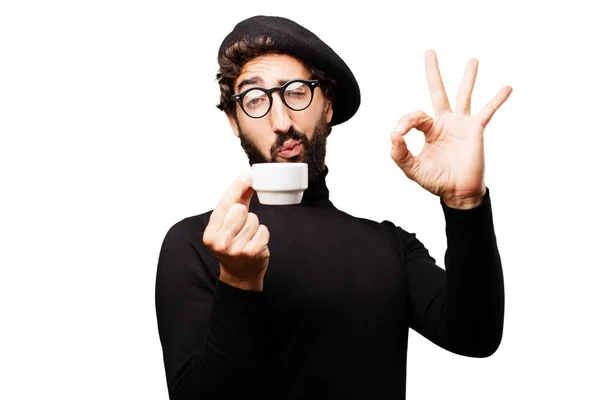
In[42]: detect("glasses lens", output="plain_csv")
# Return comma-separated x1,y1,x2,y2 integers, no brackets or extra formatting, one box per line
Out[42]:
243,89,270,117
284,81,312,110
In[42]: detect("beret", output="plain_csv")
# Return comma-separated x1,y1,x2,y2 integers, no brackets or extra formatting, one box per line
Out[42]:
218,15,360,127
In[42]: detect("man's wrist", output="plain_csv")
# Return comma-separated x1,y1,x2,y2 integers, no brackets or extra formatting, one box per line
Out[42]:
219,270,264,292
442,194,485,210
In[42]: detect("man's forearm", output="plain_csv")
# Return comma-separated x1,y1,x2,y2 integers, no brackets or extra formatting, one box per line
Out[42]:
441,187,505,357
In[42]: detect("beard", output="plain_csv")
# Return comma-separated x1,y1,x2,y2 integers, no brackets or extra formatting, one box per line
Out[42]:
236,111,330,184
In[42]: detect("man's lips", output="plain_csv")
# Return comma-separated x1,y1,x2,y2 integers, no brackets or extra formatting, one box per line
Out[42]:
277,140,303,158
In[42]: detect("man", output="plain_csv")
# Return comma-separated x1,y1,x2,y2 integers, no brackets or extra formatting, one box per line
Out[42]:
155,15,512,399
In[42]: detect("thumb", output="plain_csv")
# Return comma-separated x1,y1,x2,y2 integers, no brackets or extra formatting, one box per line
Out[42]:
239,173,255,209
390,129,416,179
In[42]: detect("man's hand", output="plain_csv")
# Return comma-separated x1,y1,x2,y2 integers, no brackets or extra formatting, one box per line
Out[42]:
203,173,270,291
390,49,512,209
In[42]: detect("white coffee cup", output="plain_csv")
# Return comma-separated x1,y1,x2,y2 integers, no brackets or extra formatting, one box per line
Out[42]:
251,163,308,205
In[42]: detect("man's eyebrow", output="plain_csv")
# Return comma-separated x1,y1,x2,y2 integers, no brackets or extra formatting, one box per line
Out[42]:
278,78,295,86
237,77,304,92
237,76,264,92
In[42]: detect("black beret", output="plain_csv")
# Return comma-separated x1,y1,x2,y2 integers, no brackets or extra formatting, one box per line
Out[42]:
218,15,360,127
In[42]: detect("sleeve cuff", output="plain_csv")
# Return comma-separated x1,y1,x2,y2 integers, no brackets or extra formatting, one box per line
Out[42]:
213,279,265,314
440,187,493,234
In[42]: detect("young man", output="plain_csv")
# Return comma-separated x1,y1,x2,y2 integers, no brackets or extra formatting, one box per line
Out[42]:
155,15,512,399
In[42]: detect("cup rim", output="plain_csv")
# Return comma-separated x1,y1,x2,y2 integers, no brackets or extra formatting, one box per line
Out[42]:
252,162,307,169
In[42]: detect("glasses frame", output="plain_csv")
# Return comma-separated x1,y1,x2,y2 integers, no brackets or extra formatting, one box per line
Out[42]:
231,79,321,119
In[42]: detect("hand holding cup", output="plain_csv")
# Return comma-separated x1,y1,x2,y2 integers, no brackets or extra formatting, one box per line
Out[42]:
202,174,270,291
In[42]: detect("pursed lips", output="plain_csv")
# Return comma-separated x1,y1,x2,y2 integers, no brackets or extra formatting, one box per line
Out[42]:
277,140,303,158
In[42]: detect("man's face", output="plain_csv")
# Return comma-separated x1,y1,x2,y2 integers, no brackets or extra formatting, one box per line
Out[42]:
227,54,333,183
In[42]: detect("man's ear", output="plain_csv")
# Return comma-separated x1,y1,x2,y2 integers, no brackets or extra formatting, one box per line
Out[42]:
226,111,240,138
325,100,333,124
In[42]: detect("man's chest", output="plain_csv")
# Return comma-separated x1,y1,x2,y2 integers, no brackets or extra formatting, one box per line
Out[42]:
256,209,408,328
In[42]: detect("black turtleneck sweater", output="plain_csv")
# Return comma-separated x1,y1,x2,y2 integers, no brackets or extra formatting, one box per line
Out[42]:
155,166,504,399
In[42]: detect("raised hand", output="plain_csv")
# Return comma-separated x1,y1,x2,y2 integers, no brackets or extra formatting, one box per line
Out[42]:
390,49,512,209
202,174,270,291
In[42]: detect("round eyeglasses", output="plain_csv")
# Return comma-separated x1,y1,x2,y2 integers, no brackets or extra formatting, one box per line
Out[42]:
231,79,320,119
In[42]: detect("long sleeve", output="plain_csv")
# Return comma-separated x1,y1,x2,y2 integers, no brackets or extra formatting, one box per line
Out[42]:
155,216,266,399
400,187,505,357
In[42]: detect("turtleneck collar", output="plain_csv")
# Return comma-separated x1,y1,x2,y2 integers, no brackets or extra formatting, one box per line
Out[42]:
298,164,332,207
250,164,334,208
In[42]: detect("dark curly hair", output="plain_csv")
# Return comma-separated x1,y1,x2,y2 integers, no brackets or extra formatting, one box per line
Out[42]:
216,34,337,116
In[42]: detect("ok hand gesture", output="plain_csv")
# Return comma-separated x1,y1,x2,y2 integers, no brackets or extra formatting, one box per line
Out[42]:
390,49,512,209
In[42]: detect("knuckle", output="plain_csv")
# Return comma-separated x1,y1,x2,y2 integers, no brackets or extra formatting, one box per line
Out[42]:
408,110,425,124
229,247,244,258
259,224,270,241
390,129,404,142
246,212,259,225
202,231,213,246
229,203,248,218
242,243,264,259
212,237,231,254
237,247,254,258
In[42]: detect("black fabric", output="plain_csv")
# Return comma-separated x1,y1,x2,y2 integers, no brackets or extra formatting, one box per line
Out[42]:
218,15,361,127
155,165,505,399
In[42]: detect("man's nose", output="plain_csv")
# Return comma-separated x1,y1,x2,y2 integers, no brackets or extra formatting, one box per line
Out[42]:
269,93,293,134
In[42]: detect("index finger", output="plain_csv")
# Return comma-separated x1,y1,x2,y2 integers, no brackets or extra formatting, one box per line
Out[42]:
208,173,254,230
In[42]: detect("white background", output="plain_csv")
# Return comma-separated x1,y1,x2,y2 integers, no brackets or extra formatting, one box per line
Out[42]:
1,0,598,398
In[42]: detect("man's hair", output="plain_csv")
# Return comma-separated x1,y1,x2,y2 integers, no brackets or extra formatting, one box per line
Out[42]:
215,34,337,116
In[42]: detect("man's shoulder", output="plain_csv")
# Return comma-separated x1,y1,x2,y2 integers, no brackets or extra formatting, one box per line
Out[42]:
332,208,417,247
337,208,407,233
162,209,214,242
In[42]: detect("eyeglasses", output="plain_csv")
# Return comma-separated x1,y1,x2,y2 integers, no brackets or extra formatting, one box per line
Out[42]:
231,79,320,119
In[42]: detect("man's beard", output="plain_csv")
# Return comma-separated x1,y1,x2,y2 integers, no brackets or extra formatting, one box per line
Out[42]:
236,113,330,184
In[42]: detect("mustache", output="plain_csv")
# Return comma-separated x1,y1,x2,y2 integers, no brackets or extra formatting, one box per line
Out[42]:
271,128,308,154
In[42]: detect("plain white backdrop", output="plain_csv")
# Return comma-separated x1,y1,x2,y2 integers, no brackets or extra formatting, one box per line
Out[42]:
1,0,598,398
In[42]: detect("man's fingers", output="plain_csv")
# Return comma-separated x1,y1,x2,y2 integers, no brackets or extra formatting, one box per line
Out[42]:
231,212,260,249
392,110,432,135
239,185,255,209
475,86,513,128
455,58,479,115
391,110,434,178
390,130,416,178
246,224,270,259
207,173,253,232
425,49,451,117
214,203,248,249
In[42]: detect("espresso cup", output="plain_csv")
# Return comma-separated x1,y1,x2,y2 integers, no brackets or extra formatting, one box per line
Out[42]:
251,163,308,205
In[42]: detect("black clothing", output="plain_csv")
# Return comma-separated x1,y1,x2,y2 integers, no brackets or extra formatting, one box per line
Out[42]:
155,166,504,399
